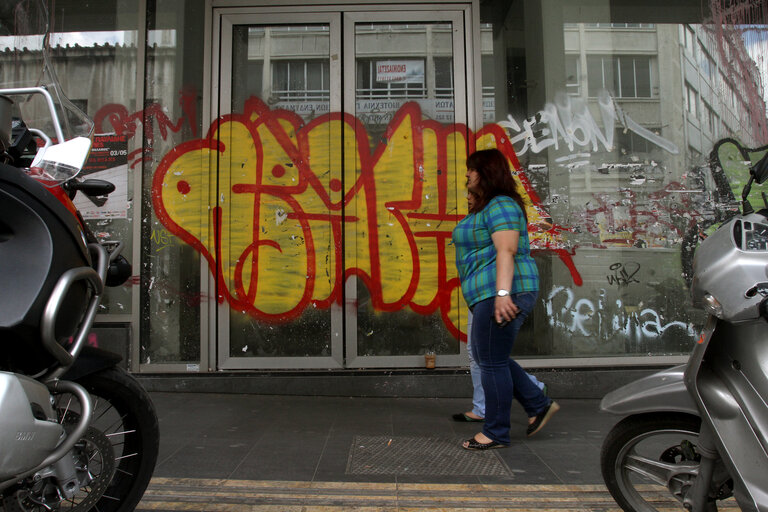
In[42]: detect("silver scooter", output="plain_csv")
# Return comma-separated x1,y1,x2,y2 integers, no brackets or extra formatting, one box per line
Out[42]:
600,149,768,512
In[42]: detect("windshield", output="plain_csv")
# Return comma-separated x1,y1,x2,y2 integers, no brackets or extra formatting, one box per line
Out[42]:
0,0,94,149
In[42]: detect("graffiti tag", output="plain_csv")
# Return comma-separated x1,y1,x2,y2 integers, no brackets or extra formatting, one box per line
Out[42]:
606,262,641,286
497,90,679,157
545,286,696,341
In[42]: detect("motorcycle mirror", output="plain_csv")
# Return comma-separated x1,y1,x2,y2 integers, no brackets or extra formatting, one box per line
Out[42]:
751,151,768,185
65,178,115,197
105,254,132,287
28,136,92,185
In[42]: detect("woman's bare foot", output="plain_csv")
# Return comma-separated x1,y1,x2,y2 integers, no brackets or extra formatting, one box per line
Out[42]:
472,432,493,443
464,411,483,420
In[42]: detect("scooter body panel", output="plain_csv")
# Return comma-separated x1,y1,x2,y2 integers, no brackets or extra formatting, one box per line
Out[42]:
689,320,768,511
600,155,768,511
600,364,698,416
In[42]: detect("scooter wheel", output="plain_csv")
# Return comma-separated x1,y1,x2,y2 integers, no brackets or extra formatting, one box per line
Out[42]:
601,412,703,511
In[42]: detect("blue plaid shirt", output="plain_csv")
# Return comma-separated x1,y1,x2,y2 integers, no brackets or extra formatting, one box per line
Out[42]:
452,195,539,308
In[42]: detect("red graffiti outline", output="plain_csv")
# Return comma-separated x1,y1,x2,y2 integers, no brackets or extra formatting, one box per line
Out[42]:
94,87,199,168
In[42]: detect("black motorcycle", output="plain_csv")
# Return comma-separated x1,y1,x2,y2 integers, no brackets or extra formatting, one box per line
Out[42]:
0,85,158,512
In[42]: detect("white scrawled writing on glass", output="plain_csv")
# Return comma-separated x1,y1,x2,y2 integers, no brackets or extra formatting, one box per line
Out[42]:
497,90,679,157
545,286,695,341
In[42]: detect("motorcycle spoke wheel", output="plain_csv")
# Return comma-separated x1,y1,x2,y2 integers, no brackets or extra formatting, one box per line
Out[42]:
1,426,115,512
54,397,130,509
19,367,159,512
601,413,702,512
70,367,159,512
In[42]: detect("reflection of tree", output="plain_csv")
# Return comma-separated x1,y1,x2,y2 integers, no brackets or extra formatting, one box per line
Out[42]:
714,138,768,206
681,138,767,287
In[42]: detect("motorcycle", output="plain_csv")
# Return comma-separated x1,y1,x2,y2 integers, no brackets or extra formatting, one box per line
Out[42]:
0,3,158,509
600,148,768,512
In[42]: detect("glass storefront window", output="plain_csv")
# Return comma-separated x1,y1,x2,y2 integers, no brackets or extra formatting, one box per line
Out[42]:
45,1,140,319
139,0,205,365
479,0,767,359
6,1,761,372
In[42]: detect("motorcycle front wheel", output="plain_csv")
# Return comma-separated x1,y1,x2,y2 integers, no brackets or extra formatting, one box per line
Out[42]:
4,366,158,512
601,412,704,512
70,366,159,512
64,366,160,512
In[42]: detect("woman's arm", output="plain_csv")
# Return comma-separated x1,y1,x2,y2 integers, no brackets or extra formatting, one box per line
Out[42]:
491,229,520,324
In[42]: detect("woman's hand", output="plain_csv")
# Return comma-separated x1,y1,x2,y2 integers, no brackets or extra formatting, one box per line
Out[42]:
495,295,520,325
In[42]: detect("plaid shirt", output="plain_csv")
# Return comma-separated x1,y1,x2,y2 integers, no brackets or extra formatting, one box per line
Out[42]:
452,195,539,307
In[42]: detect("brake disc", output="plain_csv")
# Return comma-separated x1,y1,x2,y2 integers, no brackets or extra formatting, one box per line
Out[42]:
2,426,116,512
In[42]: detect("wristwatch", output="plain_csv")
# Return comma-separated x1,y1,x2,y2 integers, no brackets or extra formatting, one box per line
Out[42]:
496,289,510,297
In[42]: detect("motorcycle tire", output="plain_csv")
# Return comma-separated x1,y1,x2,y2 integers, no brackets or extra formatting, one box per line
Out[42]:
68,366,159,512
601,412,702,512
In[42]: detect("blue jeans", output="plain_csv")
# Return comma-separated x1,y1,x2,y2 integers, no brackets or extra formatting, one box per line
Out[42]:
470,292,550,445
467,310,544,418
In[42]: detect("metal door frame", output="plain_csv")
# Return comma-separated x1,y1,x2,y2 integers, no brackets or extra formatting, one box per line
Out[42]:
342,8,472,368
214,9,344,369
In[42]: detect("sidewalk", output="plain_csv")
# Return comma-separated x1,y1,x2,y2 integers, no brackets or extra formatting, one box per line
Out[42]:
136,392,634,510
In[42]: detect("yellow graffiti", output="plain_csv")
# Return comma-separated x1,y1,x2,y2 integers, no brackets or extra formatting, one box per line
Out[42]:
152,99,572,339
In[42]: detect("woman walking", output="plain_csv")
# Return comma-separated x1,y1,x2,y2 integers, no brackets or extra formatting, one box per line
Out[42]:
452,148,559,450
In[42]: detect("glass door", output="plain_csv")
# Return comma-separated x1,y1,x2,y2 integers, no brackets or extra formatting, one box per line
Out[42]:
214,6,470,369
215,12,343,369
342,11,469,367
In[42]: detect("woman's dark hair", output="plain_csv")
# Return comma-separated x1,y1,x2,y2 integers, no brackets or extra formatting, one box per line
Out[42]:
466,148,527,221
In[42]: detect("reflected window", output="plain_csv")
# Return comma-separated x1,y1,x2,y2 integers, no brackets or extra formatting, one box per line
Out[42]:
272,60,330,101
617,129,655,154
706,104,718,135
683,25,697,57
587,55,654,98
481,54,495,99
565,55,580,95
699,47,716,83
434,57,454,98
686,82,698,117
69,98,88,115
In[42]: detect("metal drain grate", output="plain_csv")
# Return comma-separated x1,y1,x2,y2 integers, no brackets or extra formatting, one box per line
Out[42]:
346,435,512,476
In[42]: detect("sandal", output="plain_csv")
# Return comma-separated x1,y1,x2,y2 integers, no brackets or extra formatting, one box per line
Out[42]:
462,436,506,450
526,401,560,437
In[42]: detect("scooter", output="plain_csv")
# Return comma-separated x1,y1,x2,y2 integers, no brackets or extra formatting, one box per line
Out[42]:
600,148,768,511
0,84,159,510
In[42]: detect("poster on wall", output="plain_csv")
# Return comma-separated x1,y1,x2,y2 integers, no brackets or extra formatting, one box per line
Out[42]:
73,134,129,220
376,60,424,83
